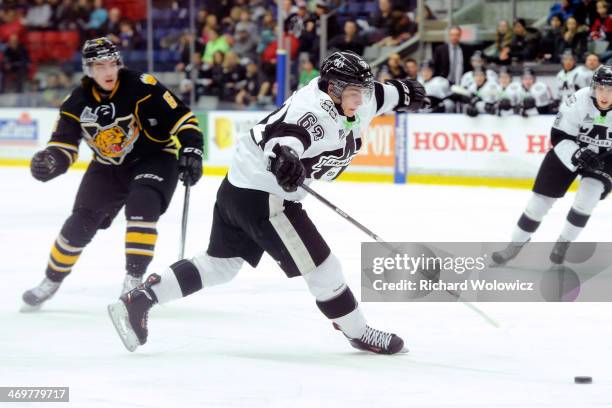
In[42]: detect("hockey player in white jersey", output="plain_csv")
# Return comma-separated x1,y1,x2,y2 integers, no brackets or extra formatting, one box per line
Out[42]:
497,67,521,116
493,65,612,265
556,50,580,106
575,53,601,89
418,60,454,113
464,68,502,116
459,51,498,90
517,68,555,116
107,51,426,354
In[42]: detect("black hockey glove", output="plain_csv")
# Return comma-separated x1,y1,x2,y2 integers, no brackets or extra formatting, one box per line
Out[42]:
30,148,69,182
484,102,497,115
178,146,203,186
385,79,427,112
498,98,512,111
571,147,603,171
268,144,305,193
522,96,536,111
465,104,479,117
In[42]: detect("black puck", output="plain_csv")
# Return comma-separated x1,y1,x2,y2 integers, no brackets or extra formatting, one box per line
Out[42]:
574,376,592,384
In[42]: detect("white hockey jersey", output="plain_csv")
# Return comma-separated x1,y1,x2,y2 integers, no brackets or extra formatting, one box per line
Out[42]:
468,80,502,113
228,78,400,201
574,65,596,90
552,87,611,170
460,69,498,90
419,76,454,112
556,67,580,105
498,82,522,116
518,82,554,116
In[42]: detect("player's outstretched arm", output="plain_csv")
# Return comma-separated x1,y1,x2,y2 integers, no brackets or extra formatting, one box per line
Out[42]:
383,78,428,112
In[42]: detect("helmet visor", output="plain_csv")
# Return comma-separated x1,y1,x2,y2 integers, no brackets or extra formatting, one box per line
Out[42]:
331,77,374,105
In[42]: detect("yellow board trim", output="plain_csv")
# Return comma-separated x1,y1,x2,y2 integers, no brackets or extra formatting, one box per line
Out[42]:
51,245,80,264
125,232,158,245
0,159,580,191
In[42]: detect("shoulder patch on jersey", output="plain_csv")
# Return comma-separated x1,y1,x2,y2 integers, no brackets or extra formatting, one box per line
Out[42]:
319,99,337,120
140,74,158,85
565,93,577,107
163,91,178,109
553,112,563,127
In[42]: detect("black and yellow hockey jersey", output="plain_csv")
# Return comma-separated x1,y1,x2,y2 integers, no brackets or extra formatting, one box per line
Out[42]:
47,68,203,166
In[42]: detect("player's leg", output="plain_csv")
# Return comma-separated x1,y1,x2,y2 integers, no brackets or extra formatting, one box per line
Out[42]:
121,153,179,294
492,150,576,265
22,162,127,311
213,178,405,354
108,177,251,350
551,170,610,263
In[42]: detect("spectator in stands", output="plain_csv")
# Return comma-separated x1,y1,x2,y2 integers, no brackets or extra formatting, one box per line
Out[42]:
201,50,225,98
231,23,258,63
298,58,319,88
548,0,575,23
235,8,258,41
378,53,407,81
493,20,513,58
509,18,541,62
404,58,418,80
284,0,302,38
52,0,76,30
367,0,394,44
0,6,25,43
313,1,340,43
222,6,243,36
175,32,205,72
23,0,52,29
86,0,108,36
202,28,231,64
2,33,30,93
328,20,365,55
235,61,269,107
558,16,588,60
433,26,474,85
257,11,276,55
195,8,209,36
574,0,598,27
297,7,318,64
220,51,246,102
260,27,299,81
117,20,144,50
590,1,612,42
376,10,417,47
541,14,564,62
74,0,93,35
105,7,122,39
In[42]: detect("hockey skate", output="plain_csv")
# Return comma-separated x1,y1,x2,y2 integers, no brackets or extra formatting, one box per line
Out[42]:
108,274,159,352
21,277,61,312
120,274,143,296
491,240,529,266
334,323,408,354
550,239,571,264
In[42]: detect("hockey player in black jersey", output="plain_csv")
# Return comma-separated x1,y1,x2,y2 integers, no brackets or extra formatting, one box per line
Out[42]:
22,38,204,311
493,65,612,265
108,51,426,355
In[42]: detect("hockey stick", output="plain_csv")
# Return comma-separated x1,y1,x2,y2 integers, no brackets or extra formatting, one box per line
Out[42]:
301,184,500,328
179,179,191,260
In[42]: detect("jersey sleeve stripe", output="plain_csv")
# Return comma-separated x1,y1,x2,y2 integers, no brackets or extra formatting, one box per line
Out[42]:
47,141,78,152
61,111,80,123
176,124,200,133
170,112,196,135
374,82,384,113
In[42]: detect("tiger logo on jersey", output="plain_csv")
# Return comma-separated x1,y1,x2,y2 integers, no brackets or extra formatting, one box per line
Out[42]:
82,115,139,163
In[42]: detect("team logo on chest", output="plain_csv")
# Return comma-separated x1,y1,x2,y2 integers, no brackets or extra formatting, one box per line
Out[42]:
578,123,612,148
308,132,361,180
81,114,140,163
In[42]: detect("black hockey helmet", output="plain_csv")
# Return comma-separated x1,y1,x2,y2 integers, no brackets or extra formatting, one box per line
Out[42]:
592,64,612,87
82,37,123,77
319,51,374,102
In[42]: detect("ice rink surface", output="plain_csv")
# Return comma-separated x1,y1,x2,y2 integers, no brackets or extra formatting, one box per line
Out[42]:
1,166,611,408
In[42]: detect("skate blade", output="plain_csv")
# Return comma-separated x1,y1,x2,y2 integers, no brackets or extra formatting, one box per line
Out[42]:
20,302,42,313
107,302,140,352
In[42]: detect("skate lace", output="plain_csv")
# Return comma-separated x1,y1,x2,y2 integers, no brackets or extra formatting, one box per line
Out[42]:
361,326,392,349
38,279,59,295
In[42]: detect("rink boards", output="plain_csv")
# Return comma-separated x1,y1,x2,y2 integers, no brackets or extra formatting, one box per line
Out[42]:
0,109,560,189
